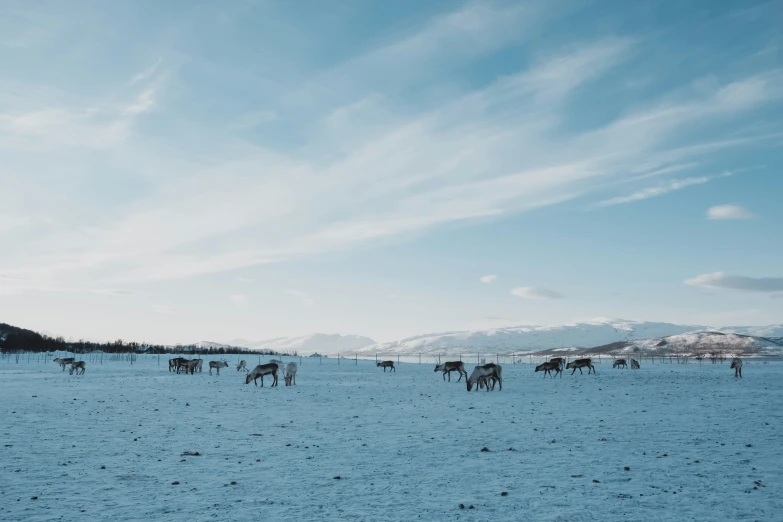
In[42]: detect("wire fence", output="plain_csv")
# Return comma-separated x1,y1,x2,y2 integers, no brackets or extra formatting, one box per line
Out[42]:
3,350,778,368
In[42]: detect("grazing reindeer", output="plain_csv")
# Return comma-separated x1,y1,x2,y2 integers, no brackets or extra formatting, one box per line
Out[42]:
54,358,75,371
209,361,229,375
377,361,396,372
566,358,595,375
434,361,467,382
246,363,279,387
69,361,86,375
169,358,186,372
284,362,297,386
535,361,562,378
236,360,247,372
613,358,627,369
549,357,566,370
467,363,502,392
177,359,198,374
478,372,501,390
175,359,189,374
630,359,640,369
730,358,743,378
192,359,204,373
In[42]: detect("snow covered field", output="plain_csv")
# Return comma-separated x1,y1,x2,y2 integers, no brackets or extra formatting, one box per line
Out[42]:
1,356,781,521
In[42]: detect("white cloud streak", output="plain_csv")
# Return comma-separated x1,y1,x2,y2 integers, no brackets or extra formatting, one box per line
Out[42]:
286,289,314,307
595,175,724,207
130,57,163,85
230,294,248,304
707,204,753,220
480,275,497,283
510,286,564,300
685,272,783,292
91,289,135,295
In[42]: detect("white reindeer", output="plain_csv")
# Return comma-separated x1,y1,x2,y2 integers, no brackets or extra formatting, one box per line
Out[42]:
193,359,204,373
269,359,285,379
54,358,75,371
69,361,86,375
246,363,279,387
236,360,247,372
284,362,297,386
209,361,229,375
466,363,502,392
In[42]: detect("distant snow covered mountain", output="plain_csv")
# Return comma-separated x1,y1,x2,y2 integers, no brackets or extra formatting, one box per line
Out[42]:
194,319,783,357
712,324,783,338
217,333,376,355
628,332,782,355
356,318,702,356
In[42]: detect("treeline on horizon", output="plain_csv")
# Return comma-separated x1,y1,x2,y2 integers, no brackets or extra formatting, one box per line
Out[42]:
0,323,294,356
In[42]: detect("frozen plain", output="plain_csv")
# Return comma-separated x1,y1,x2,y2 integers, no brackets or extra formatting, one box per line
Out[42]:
1,356,781,522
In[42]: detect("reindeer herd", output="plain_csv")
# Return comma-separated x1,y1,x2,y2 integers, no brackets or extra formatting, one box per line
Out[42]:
53,352,746,387
165,356,299,387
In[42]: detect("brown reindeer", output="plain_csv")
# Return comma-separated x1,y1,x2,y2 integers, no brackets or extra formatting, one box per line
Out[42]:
246,363,279,387
377,361,395,372
730,358,742,378
630,359,640,369
613,358,627,369
69,361,86,375
177,359,198,374
535,361,562,378
169,358,186,372
434,361,467,382
549,357,566,370
566,358,595,375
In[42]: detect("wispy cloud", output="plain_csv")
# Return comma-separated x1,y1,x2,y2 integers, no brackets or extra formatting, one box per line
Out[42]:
685,272,783,292
510,286,563,300
286,289,314,307
595,174,725,207
91,289,135,295
1,2,781,296
480,275,497,283
124,89,156,115
130,57,163,85
230,293,248,303
707,204,753,220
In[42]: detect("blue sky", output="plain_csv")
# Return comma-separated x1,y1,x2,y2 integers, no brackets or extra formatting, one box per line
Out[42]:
1,0,781,344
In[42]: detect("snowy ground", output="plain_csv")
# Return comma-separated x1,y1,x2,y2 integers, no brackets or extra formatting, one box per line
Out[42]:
1,356,781,521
